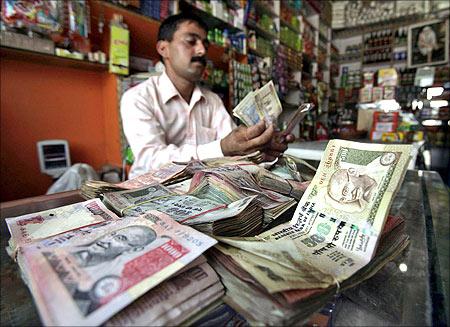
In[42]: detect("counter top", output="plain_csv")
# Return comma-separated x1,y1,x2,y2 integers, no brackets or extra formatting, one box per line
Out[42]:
334,170,449,326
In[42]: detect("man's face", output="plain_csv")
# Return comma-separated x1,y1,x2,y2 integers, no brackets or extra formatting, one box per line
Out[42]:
328,168,375,204
161,21,209,82
86,226,154,260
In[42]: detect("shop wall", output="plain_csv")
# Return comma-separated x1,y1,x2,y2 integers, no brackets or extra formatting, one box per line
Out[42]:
0,59,121,201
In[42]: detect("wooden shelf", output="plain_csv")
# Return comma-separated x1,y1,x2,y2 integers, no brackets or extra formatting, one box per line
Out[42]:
207,43,246,69
338,58,361,64
362,61,394,66
333,14,430,38
102,2,161,26
364,44,393,51
0,46,108,72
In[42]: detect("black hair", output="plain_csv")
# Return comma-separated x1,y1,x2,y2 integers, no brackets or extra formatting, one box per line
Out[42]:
157,12,209,42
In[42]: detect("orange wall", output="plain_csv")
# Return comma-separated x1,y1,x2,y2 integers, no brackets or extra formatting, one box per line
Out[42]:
0,59,121,201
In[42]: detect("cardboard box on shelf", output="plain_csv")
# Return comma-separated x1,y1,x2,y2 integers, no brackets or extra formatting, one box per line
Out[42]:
372,111,399,132
357,109,376,131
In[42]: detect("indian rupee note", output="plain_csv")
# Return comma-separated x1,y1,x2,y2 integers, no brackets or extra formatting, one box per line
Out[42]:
106,263,220,326
232,91,260,126
6,199,120,255
19,211,217,326
259,140,411,282
253,80,282,124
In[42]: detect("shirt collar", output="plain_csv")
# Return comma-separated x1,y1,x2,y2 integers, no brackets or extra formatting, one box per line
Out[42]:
159,71,179,104
190,84,206,107
159,70,206,106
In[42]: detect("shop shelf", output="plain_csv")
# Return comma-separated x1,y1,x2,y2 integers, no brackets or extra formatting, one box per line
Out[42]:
179,0,243,34
102,1,161,25
0,46,108,72
248,47,272,59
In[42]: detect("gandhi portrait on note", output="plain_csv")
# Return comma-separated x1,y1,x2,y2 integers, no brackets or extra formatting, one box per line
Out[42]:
71,225,157,267
326,167,378,213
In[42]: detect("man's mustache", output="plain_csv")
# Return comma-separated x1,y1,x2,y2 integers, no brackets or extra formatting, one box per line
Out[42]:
191,56,206,65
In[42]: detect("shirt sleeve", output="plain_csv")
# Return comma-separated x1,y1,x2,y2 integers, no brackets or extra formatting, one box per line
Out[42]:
121,86,235,178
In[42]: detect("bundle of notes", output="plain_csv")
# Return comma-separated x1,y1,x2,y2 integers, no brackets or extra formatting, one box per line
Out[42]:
4,139,412,326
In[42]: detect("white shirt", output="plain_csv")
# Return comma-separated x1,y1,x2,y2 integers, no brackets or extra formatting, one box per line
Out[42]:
121,71,235,179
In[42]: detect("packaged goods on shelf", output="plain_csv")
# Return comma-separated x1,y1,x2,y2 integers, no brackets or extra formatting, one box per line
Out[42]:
230,60,252,108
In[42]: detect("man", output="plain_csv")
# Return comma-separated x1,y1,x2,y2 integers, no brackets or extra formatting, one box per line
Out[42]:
326,167,377,213
121,13,294,179
72,225,157,267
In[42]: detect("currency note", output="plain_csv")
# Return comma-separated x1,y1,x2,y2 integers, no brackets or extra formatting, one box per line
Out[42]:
186,196,258,225
121,195,227,223
232,91,261,127
117,162,187,189
103,184,176,215
232,81,282,126
259,140,411,281
19,211,217,326
151,282,224,326
189,165,296,224
6,199,120,254
106,263,220,326
253,80,282,124
214,238,333,292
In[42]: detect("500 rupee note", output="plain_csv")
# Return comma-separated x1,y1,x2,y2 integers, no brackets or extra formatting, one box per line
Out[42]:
260,140,411,281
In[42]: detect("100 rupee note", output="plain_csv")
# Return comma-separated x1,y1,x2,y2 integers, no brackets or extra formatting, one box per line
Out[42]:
18,210,217,326
6,199,120,256
106,263,221,326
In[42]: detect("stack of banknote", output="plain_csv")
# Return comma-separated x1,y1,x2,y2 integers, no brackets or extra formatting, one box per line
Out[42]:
105,257,225,326
208,215,408,325
80,180,126,200
254,168,308,200
189,165,297,226
80,161,200,200
80,156,265,199
102,183,265,237
8,209,219,326
5,198,121,257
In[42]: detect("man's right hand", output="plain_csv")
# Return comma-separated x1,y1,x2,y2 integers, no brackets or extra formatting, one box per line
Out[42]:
220,121,274,157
